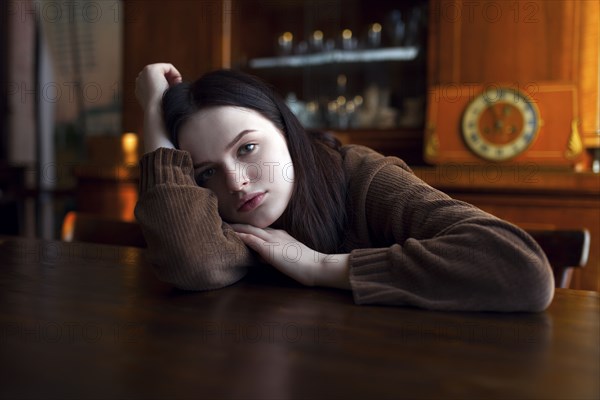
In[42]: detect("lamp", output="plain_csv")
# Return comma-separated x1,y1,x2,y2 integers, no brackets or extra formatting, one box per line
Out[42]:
121,132,139,166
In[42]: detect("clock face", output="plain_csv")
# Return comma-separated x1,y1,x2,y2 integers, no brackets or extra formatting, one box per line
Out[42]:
461,88,540,161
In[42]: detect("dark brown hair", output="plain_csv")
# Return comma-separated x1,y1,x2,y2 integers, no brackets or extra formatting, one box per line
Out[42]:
162,69,346,254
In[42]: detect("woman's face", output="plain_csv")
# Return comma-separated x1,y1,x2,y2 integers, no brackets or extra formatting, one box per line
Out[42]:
178,106,295,228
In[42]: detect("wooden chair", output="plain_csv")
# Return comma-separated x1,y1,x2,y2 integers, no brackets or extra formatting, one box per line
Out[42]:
526,229,590,288
61,211,146,248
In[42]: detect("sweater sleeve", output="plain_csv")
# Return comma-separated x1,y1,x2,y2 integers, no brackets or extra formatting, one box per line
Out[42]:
346,156,555,311
134,148,253,290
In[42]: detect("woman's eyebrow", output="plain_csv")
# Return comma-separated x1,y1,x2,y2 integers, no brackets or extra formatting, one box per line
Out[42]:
192,129,256,169
225,129,256,151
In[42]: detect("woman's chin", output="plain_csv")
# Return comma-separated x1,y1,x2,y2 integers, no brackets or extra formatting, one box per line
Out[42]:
247,217,275,229
226,215,274,229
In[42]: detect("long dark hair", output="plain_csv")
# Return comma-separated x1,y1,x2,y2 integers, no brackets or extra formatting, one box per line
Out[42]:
162,69,346,254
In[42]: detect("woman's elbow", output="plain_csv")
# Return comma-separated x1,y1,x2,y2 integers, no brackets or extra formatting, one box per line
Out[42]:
513,248,555,312
150,252,248,291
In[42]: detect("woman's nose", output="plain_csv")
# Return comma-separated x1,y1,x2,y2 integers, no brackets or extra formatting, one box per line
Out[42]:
225,163,249,192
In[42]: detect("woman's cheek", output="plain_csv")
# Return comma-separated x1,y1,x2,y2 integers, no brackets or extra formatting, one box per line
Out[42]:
283,163,294,183
242,162,260,183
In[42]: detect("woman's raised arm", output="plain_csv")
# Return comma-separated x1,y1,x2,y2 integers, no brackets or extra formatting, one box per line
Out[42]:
134,64,254,291
135,63,182,153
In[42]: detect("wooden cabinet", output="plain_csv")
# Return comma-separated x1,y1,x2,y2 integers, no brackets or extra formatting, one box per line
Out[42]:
427,0,599,169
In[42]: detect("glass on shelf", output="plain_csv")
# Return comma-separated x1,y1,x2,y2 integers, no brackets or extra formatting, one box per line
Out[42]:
277,32,293,56
309,30,324,52
385,10,405,47
341,29,358,50
367,23,382,48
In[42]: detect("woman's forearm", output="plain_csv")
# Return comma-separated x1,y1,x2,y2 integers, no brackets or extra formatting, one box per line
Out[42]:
143,105,175,154
316,253,351,290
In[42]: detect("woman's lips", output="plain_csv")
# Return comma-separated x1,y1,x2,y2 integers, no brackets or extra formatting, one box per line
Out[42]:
238,192,266,212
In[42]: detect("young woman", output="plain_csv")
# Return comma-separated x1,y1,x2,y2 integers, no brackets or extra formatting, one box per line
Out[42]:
134,63,554,311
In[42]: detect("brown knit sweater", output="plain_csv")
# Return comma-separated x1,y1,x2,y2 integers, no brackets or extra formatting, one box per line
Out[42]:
134,145,554,311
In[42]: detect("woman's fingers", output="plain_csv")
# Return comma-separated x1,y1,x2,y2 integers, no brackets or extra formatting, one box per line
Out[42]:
234,232,264,253
231,225,320,286
135,63,183,107
148,63,182,82
162,64,183,86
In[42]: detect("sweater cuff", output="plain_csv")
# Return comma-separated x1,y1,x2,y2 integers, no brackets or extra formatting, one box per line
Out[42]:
348,247,395,305
138,148,197,194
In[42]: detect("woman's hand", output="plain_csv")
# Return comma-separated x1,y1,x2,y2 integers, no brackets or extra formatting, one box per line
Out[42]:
135,63,183,153
231,224,351,290
135,63,182,111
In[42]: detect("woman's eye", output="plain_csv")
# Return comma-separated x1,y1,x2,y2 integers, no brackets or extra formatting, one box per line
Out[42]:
196,168,216,184
238,143,256,156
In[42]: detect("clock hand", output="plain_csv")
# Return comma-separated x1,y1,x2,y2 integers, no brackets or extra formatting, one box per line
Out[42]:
491,106,504,135
484,98,503,134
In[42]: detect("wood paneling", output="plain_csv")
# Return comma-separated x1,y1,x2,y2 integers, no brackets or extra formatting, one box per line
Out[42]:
122,0,226,136
430,0,577,84
579,1,600,146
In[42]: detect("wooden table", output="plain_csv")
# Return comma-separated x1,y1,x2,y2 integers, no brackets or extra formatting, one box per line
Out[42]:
1,236,598,399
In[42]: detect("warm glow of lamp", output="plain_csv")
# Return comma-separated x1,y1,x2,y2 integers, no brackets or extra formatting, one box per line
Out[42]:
61,211,76,241
122,132,139,165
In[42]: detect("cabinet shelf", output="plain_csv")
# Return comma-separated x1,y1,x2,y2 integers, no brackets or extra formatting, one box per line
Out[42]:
248,46,419,69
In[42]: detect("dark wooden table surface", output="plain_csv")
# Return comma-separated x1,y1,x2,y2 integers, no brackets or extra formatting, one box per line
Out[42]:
1,236,598,399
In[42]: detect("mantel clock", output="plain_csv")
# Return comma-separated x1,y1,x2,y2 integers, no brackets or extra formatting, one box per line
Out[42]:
425,84,583,166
